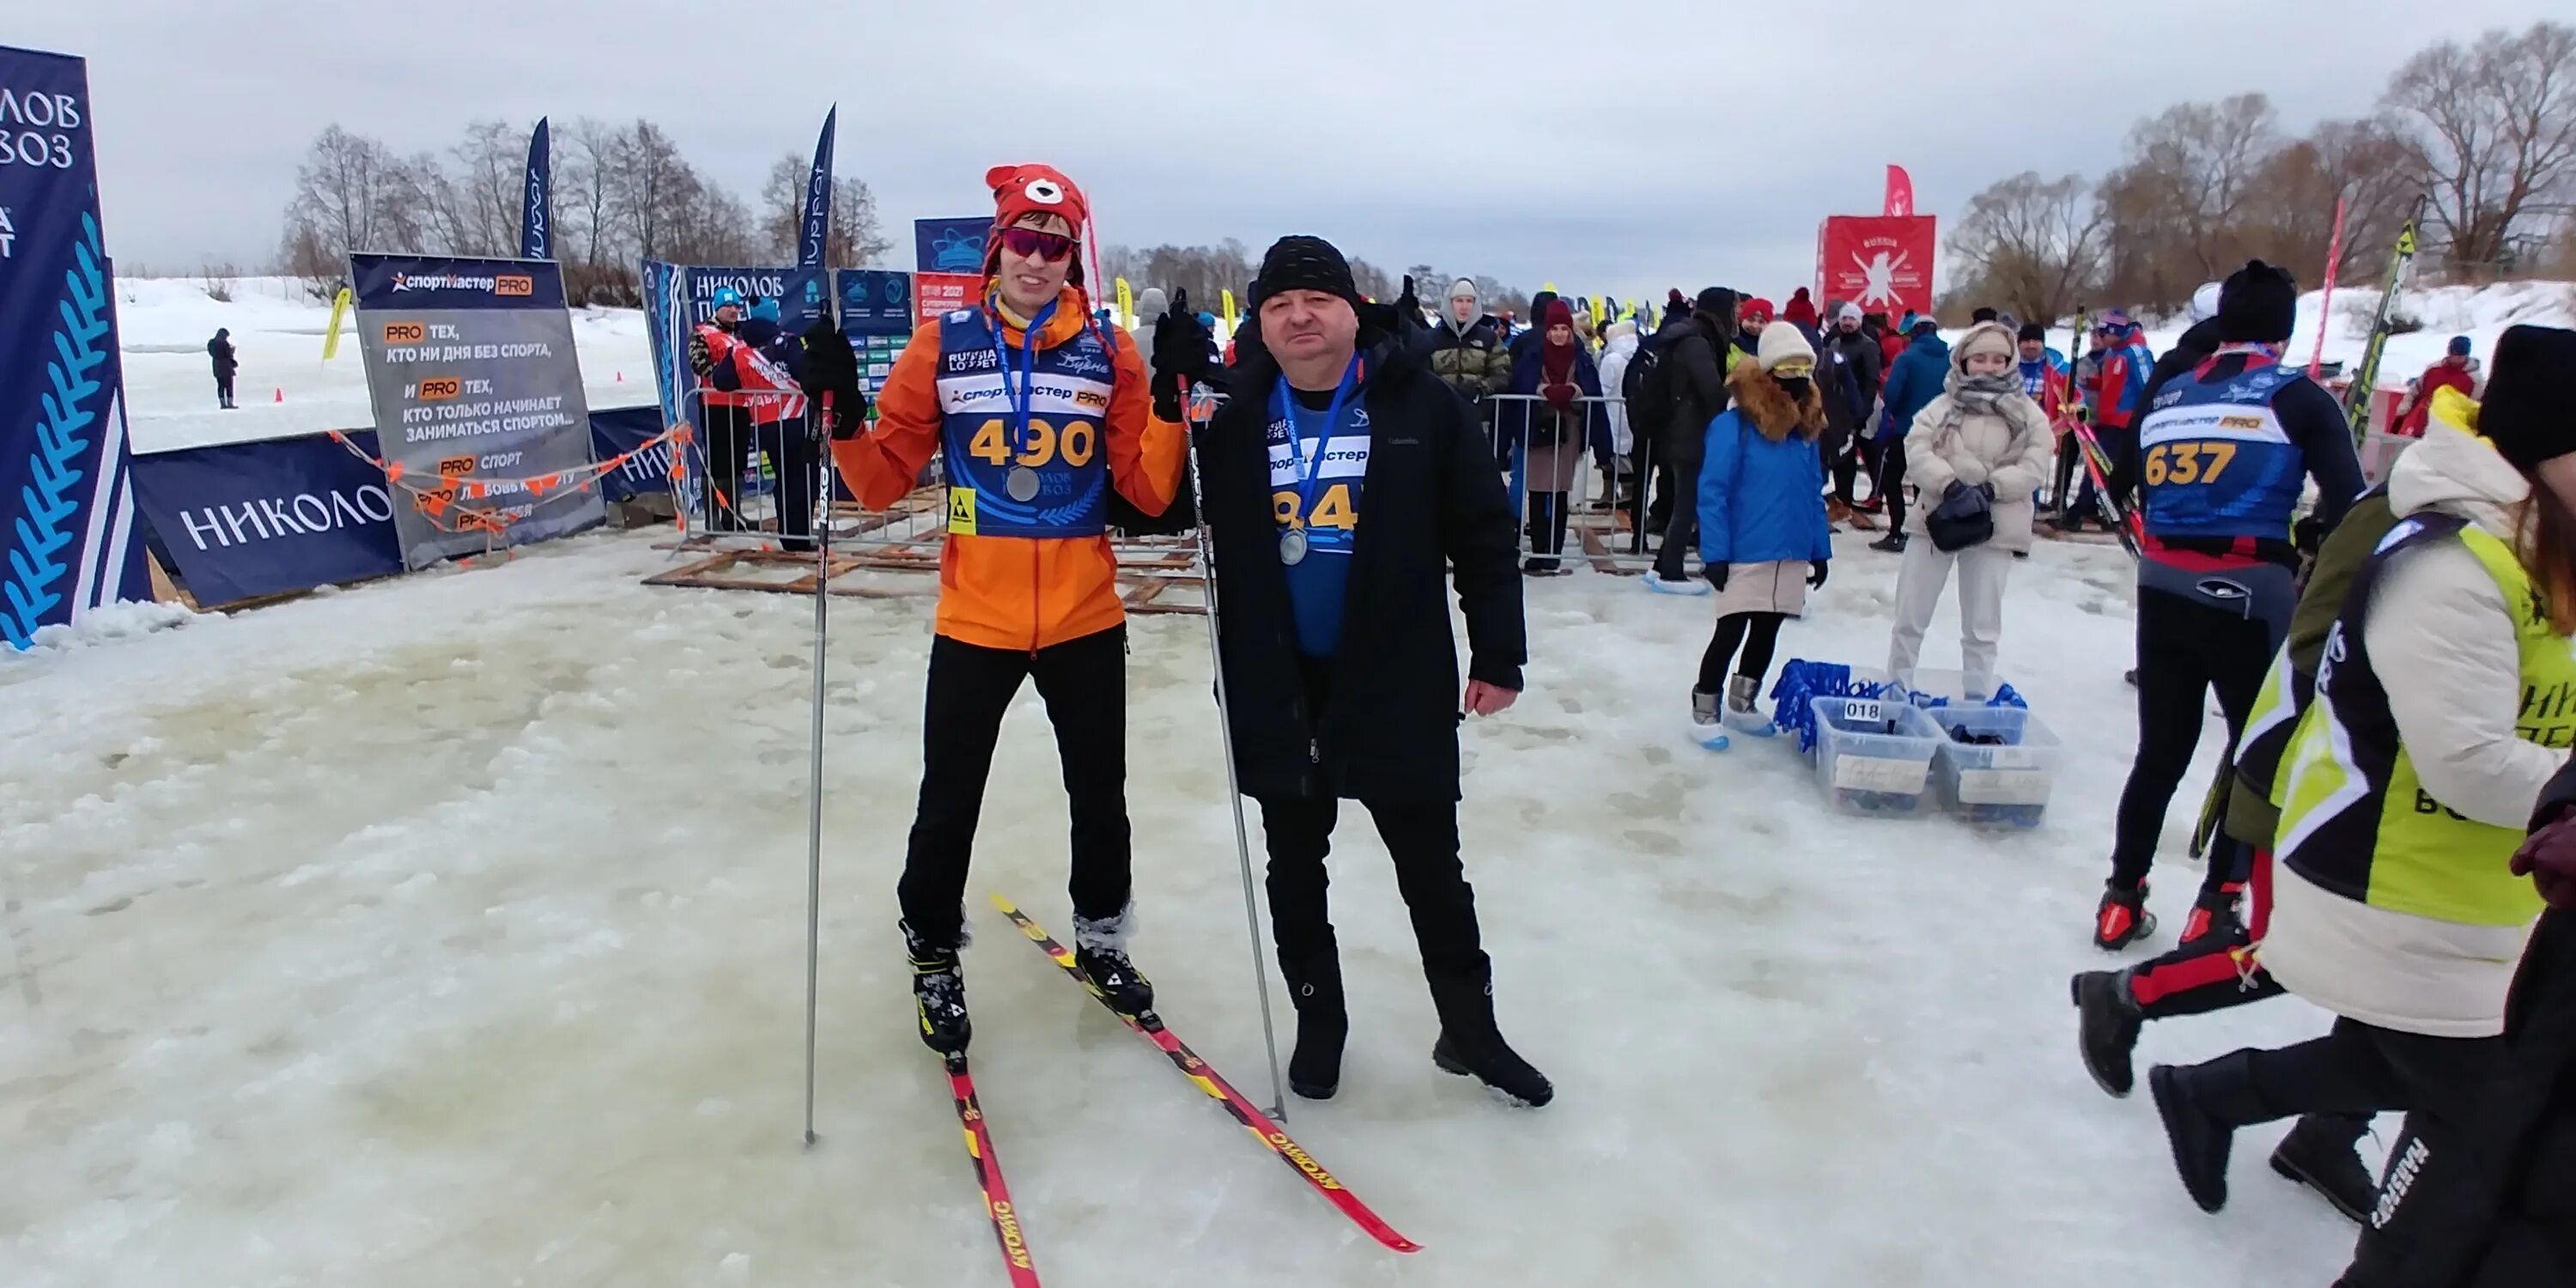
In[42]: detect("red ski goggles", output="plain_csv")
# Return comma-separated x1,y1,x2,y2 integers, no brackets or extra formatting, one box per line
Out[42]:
997,227,1078,263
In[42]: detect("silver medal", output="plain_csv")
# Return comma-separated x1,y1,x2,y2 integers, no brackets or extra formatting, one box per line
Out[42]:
1005,466,1041,503
1279,529,1309,566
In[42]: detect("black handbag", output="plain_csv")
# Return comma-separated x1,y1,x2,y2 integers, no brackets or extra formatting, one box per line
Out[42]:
1925,481,1995,553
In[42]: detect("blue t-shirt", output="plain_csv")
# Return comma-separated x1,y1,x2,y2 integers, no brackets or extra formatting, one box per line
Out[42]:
1269,383,1370,658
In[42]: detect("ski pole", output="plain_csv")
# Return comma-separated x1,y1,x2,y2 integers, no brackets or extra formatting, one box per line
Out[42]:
1182,380,1291,1122
803,395,832,1148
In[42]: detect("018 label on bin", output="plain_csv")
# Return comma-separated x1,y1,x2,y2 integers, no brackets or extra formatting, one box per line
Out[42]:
1842,699,1883,724
1833,755,1929,794
1959,769,2051,805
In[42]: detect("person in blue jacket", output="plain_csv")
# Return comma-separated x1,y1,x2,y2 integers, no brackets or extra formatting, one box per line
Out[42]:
1869,317,1951,552
1689,322,1834,746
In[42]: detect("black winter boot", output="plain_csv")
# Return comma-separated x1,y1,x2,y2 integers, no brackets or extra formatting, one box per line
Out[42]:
904,920,971,1056
2070,969,2144,1097
2148,1049,2275,1213
2269,1113,2376,1224
1279,952,1348,1101
1427,965,1553,1108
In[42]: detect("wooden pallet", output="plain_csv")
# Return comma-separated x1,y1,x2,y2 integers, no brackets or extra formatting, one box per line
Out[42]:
643,544,1210,614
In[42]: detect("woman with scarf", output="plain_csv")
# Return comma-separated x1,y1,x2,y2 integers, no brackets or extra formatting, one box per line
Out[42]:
1883,321,2056,698
1690,323,1834,744
1508,297,1607,574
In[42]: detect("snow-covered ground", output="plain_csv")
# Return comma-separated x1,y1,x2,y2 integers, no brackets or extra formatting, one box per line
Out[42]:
117,276,656,455
4,526,2374,1287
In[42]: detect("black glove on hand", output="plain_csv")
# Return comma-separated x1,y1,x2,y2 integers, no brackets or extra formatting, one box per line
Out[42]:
1705,562,1730,592
1394,275,1419,322
1808,560,1830,589
1150,295,1215,422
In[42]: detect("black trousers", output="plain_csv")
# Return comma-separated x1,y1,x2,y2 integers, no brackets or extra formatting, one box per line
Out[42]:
215,373,234,406
1528,490,1569,567
1653,438,1704,580
1874,438,1912,532
1832,435,1865,506
1700,611,1785,692
703,404,751,530
2196,1018,2510,1286
769,417,820,550
2109,588,2274,892
2051,434,2081,511
1256,657,1488,986
897,626,1132,949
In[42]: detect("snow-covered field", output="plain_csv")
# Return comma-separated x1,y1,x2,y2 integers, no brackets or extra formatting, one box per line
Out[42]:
5,526,2373,1287
116,276,656,456
13,272,2569,1285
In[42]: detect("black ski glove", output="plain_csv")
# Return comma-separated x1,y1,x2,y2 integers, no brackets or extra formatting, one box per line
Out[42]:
1394,275,1419,323
1150,289,1214,422
1705,562,1730,592
1808,560,1830,589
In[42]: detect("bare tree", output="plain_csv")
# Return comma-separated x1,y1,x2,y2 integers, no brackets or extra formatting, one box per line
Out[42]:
755,152,894,266
277,125,429,297
606,120,695,264
1942,171,2105,323
556,118,627,302
2382,20,2576,271
420,118,525,258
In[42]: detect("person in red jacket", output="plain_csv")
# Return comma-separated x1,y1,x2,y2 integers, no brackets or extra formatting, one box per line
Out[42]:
2392,335,2480,436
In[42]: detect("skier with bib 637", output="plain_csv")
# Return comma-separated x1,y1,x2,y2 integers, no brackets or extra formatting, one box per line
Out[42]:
2088,262,2364,951
827,163,1185,1054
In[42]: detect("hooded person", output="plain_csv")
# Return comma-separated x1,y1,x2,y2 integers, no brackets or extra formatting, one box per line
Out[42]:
2087,260,2365,952
2140,328,2576,1286
1595,317,1642,509
1868,316,1953,551
1688,323,1834,746
207,327,237,409
1507,297,1609,574
1423,276,1514,440
1190,234,1551,1107
827,162,1187,1056
1882,322,2056,698
1132,286,1170,369
1643,288,1740,592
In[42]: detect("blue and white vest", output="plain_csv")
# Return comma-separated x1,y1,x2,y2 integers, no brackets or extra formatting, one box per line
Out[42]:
935,308,1117,539
2136,353,2311,544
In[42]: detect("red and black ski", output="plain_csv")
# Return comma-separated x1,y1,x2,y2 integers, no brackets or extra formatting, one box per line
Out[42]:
942,1053,1044,1286
988,893,1424,1255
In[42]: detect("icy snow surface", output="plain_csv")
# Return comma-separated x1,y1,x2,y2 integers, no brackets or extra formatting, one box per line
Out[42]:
3,526,2378,1286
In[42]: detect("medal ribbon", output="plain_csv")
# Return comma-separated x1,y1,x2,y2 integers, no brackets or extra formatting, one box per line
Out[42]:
1269,356,1360,527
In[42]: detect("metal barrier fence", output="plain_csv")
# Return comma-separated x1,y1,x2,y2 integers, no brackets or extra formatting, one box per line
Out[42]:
1484,392,1684,575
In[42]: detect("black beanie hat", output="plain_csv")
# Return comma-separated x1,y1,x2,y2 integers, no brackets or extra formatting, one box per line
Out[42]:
1971,307,1999,324
2017,321,2047,343
2477,324,2576,473
1251,235,1362,312
2216,259,2299,344
1694,287,1736,325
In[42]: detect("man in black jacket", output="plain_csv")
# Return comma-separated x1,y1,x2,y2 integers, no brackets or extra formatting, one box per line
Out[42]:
1182,234,1552,1108
1646,287,1736,590
1823,305,1885,519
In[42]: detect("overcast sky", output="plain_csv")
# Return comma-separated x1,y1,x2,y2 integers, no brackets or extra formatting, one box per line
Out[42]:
13,0,2561,303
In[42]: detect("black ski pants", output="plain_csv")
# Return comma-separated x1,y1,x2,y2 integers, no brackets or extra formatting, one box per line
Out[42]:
1255,657,1488,989
1652,433,1704,580
215,372,234,407
897,625,1132,949
1874,437,1912,533
2109,587,2274,893
2189,1019,2510,1286
703,404,752,531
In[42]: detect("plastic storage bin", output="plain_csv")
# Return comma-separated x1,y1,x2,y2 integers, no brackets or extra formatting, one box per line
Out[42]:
1810,696,1946,817
1929,706,2065,827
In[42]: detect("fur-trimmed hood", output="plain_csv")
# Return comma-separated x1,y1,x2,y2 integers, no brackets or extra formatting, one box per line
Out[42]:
1726,356,1827,442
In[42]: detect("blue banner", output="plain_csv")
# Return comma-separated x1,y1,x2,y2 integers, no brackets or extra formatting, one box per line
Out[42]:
1,45,149,648
915,217,988,274
641,258,687,429
129,430,404,607
590,405,676,503
799,107,835,270
519,117,550,261
834,268,913,336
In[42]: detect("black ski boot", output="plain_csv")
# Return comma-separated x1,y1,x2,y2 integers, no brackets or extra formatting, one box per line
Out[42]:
1428,965,1553,1108
2180,883,2245,945
904,920,971,1056
1072,906,1155,1017
2093,879,2156,951
2148,1049,2271,1213
2069,969,2143,1097
1280,951,1348,1101
2269,1113,2377,1224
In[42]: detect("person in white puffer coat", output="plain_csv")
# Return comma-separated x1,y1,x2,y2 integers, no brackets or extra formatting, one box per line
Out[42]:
1884,321,2055,698
1595,319,1640,510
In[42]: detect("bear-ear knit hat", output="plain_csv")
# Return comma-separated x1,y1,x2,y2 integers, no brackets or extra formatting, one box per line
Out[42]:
2478,324,2576,473
981,163,1094,288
